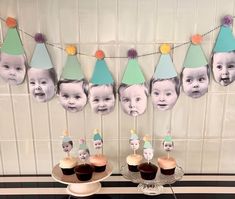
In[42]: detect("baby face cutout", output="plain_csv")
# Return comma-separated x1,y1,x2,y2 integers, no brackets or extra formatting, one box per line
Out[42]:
28,68,56,103
151,79,178,111
0,52,26,85
129,139,140,151
212,52,235,86
143,148,153,161
119,84,148,117
58,81,87,112
93,140,103,150
163,141,174,152
62,141,73,153
182,66,209,98
78,149,90,161
89,84,115,115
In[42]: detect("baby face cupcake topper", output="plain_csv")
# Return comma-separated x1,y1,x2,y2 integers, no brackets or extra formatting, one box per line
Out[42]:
129,129,140,152
93,129,103,150
163,132,174,152
78,138,90,162
143,135,154,163
62,130,73,154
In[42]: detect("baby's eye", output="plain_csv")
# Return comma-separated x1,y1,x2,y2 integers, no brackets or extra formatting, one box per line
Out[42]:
136,97,141,102
105,97,111,101
41,81,47,85
93,98,99,103
75,95,81,100
63,94,69,99
3,65,9,69
122,98,129,103
16,67,22,71
216,65,222,70
199,77,205,82
186,78,192,83
228,64,235,69
166,92,172,96
154,92,159,96
30,81,35,85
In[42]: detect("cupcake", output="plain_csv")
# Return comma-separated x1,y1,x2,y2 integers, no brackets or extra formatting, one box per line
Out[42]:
60,131,77,175
138,135,158,180
126,129,143,172
59,157,77,175
74,163,94,181
158,133,176,175
157,156,176,175
76,138,94,181
89,129,108,172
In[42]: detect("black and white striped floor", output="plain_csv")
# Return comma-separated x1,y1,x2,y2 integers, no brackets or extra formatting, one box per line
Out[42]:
0,174,235,198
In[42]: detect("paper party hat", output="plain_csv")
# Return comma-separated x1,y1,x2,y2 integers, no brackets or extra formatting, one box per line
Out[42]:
1,17,24,55
153,44,177,79
121,49,145,85
30,33,53,69
183,34,208,68
91,50,114,85
60,45,84,80
213,15,235,52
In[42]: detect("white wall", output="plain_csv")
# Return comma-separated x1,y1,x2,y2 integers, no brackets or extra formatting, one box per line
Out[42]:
0,0,235,174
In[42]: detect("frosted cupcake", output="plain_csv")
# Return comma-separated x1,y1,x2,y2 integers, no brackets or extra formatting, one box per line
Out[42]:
59,131,77,175
89,129,107,172
126,129,143,172
157,133,176,175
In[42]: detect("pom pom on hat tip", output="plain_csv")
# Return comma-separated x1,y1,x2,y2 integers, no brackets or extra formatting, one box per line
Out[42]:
34,33,46,43
222,15,233,26
6,17,17,28
95,50,105,60
66,45,77,55
160,44,171,54
191,34,203,45
127,49,138,59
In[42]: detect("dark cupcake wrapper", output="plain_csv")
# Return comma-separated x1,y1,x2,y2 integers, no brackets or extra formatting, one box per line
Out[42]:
61,167,75,175
94,165,106,172
160,167,176,175
128,164,139,172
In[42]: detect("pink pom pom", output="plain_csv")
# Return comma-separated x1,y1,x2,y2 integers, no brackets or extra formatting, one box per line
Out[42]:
127,49,137,59
34,33,45,43
222,15,233,26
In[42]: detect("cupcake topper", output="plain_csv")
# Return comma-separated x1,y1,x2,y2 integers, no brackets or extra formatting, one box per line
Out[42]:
143,135,153,164
62,130,73,157
78,138,90,163
129,129,140,154
163,131,174,159
93,129,103,153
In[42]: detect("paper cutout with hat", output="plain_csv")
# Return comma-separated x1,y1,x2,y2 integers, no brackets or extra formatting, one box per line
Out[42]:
78,138,90,162
0,17,27,85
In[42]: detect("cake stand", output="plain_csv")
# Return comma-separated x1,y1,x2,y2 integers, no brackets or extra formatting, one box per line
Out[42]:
120,164,184,196
52,162,113,197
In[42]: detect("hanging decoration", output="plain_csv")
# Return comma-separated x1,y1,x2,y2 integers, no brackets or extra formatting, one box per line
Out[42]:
28,33,57,103
57,45,88,112
181,34,209,98
212,15,235,86
88,50,115,115
150,44,179,111
118,49,148,117
0,17,27,85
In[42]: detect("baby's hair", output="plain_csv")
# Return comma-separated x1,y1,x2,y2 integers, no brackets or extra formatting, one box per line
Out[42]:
150,77,180,96
79,148,90,155
62,140,73,147
57,78,88,96
211,50,235,69
0,52,28,68
118,83,149,100
88,83,116,98
180,65,210,83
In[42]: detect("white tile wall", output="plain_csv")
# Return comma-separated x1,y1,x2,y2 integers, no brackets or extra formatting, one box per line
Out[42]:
0,0,235,174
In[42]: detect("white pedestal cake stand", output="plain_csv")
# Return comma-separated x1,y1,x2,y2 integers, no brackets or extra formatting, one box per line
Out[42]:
120,164,184,196
52,162,113,197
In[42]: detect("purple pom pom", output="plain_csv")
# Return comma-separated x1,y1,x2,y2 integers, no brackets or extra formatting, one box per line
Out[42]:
222,15,233,26
127,49,137,59
34,33,45,43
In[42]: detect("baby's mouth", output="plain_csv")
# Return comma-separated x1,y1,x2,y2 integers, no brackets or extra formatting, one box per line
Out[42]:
130,110,138,116
35,92,45,97
158,104,167,107
221,77,230,82
97,107,108,112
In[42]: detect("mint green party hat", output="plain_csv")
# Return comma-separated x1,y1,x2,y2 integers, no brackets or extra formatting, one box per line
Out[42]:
153,44,177,79
213,15,235,53
61,45,84,80
93,129,102,141
122,49,145,85
30,33,53,69
1,17,24,55
91,50,114,85
183,34,208,68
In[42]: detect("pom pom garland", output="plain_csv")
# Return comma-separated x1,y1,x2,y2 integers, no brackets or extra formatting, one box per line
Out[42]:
222,15,233,26
6,17,17,28
191,34,203,45
95,50,105,60
34,33,45,43
66,45,77,55
160,44,171,54
127,49,137,59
